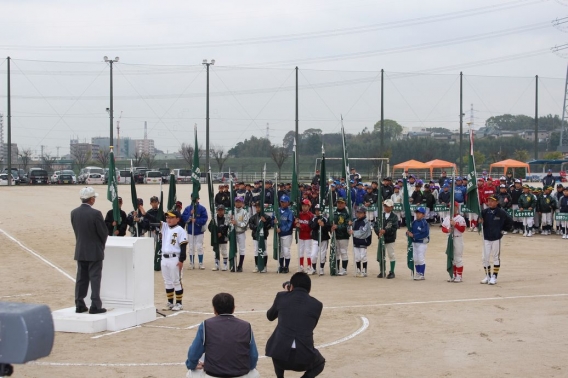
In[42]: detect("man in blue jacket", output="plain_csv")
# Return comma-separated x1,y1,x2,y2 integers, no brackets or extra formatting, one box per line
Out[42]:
182,193,209,270
406,207,429,280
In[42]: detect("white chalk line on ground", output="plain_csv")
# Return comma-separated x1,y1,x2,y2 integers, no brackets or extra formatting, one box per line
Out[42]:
0,293,32,299
31,316,370,367
0,228,75,283
91,326,141,339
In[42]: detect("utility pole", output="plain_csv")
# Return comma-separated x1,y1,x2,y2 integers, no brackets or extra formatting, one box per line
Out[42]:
104,56,119,147
7,57,11,186
203,59,215,172
459,72,464,177
380,69,384,154
535,75,539,160
295,66,299,175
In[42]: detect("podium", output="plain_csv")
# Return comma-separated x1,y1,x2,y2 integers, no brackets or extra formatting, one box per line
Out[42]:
52,237,157,333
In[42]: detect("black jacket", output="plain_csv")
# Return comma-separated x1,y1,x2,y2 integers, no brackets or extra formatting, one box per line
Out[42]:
374,212,399,244
209,215,229,244
481,207,513,241
248,213,272,240
265,288,323,366
104,209,128,236
309,215,331,241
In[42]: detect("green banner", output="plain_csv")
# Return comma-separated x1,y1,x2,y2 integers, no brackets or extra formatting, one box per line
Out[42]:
435,205,449,212
506,209,513,217
367,204,378,211
393,203,403,212
514,209,534,218
461,205,474,213
264,204,274,213
555,213,568,221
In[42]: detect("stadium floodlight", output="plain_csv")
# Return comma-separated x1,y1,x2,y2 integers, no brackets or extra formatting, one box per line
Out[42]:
202,59,216,170
104,56,109,62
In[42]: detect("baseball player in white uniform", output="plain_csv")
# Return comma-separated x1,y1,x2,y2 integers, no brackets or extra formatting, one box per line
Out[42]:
442,202,466,282
160,210,188,311
232,197,249,272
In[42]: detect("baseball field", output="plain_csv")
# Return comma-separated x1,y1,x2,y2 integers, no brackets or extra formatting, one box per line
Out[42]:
0,184,567,378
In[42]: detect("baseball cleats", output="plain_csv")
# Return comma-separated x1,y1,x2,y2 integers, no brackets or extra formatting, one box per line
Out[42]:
480,275,490,284
527,231,533,237
261,267,267,273
387,271,395,279
377,272,385,278
199,263,205,270
319,268,324,276
447,276,455,282
253,266,259,273
298,265,305,273
362,270,368,277
512,229,519,234
172,303,183,311
522,232,527,237
563,234,567,239
212,264,219,271
337,268,347,276
355,269,362,277
222,264,228,271
189,263,195,270
163,302,174,311
453,275,463,283
489,275,497,285
413,274,425,280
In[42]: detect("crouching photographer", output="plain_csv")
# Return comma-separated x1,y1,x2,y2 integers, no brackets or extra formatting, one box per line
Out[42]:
266,272,325,378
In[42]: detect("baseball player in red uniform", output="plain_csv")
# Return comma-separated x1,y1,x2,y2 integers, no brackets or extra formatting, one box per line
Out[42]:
442,202,467,282
296,199,314,273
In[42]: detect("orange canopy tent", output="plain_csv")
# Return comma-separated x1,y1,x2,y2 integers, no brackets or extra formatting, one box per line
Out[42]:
392,159,430,176
425,159,457,179
489,159,530,175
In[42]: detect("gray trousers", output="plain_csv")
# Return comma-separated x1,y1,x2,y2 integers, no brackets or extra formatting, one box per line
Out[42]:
75,260,103,309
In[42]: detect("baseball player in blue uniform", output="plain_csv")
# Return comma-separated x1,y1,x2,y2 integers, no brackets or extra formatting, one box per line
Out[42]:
406,207,430,280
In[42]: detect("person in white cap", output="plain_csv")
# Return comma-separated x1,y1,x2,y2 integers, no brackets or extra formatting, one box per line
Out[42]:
71,187,108,314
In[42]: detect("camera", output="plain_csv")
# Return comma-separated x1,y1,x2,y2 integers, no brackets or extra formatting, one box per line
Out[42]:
282,281,291,291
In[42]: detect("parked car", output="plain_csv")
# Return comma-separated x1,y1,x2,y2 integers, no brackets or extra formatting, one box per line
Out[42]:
133,169,150,184
104,169,120,184
158,167,170,183
61,170,77,184
57,173,75,185
18,169,27,184
50,170,60,184
2,168,20,183
27,169,49,185
173,168,192,183
78,166,104,184
144,170,162,184
118,170,132,184
0,173,18,185
85,173,104,185
213,172,237,183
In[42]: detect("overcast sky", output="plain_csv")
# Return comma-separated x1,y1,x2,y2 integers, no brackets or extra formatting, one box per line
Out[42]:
0,0,567,157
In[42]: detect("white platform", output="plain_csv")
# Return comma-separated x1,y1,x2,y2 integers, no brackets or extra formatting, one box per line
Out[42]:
53,237,157,333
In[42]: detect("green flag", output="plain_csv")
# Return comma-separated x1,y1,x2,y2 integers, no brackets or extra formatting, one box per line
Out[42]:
228,171,237,271
291,140,299,244
318,146,326,249
207,168,219,261
107,148,120,233
272,173,280,261
328,183,337,276
466,129,482,233
445,170,456,278
191,126,201,203
402,175,415,275
167,172,177,212
257,164,267,272
376,169,386,275
340,122,352,220
129,160,139,236
154,189,164,271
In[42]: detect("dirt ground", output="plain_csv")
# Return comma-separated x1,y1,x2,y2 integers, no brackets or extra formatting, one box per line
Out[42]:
0,184,567,378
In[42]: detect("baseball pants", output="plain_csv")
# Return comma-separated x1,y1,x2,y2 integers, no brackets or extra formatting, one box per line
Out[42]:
336,239,349,261
522,217,534,228
366,211,375,222
188,234,204,256
453,236,464,267
385,242,396,261
161,256,182,291
541,212,553,227
219,243,228,259
253,240,266,256
236,232,246,255
311,240,328,264
534,212,541,228
512,204,520,223
563,220,568,235
298,239,311,258
353,247,368,263
412,242,427,266
280,235,292,259
482,239,501,267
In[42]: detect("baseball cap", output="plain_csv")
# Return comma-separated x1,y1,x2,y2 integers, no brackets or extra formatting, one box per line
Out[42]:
557,183,564,188
216,204,225,210
337,197,346,203
443,184,449,188
356,206,367,213
280,195,290,202
383,199,394,207
314,204,320,209
522,184,530,189
487,195,498,201
500,176,506,181
394,185,400,189
515,179,522,183
499,184,506,188
548,169,552,172
79,187,98,199
166,210,181,218
415,207,426,214
266,180,272,184
301,199,311,205
235,196,244,202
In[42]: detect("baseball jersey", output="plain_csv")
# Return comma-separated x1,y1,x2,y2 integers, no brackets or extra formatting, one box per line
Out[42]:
442,215,466,236
160,223,188,254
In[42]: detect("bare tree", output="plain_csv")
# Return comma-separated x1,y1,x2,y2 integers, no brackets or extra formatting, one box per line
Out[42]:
133,150,145,167
72,148,92,170
211,146,230,171
271,146,290,177
143,153,156,169
179,143,194,166
97,147,110,168
41,153,57,173
18,148,33,172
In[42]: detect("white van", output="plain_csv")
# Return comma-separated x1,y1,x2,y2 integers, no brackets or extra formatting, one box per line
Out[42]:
79,166,104,183
145,170,162,184
173,168,192,183
118,170,132,184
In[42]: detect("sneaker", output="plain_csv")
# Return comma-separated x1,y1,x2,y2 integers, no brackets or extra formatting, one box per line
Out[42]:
489,275,497,285
377,272,385,278
447,276,455,282
480,275,490,284
311,268,317,275
522,232,527,237
556,229,561,235
236,266,243,272
253,266,259,273
563,234,567,239
283,267,289,274
453,275,462,283
512,229,519,234
211,264,219,271
337,268,347,276
307,266,314,274
473,227,478,232
355,268,361,277
527,231,533,237
221,264,228,271
414,274,425,280
163,302,174,311
362,270,368,277
190,263,195,270
261,267,267,273
319,268,324,276
172,303,183,311
387,271,395,279
298,265,305,273
502,231,508,235
199,263,205,270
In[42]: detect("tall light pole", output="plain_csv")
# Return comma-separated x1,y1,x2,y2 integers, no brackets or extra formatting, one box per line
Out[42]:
203,59,215,171
104,56,119,146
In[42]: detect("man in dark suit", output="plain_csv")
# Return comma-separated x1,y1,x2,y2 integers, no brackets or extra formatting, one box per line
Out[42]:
71,187,109,314
266,272,325,378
